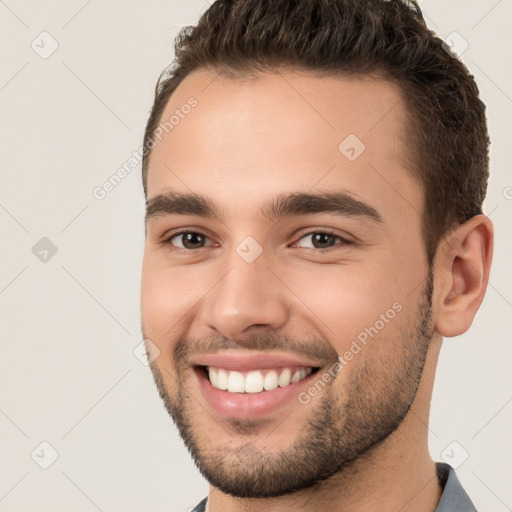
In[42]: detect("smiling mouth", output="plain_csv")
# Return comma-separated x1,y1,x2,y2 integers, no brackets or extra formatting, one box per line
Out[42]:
196,365,321,394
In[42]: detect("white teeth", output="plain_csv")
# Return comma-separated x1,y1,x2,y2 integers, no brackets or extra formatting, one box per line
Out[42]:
227,371,245,393
209,367,219,388
291,369,302,383
207,366,314,393
245,371,264,393
278,368,292,387
217,368,228,390
263,371,278,391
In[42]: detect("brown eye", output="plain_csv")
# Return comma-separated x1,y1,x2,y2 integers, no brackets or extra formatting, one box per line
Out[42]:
180,232,206,249
164,231,215,251
295,231,346,250
311,233,338,249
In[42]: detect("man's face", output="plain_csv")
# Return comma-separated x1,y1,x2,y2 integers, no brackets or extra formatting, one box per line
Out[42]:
141,69,434,498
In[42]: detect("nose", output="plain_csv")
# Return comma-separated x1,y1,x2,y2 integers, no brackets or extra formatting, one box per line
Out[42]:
198,252,289,340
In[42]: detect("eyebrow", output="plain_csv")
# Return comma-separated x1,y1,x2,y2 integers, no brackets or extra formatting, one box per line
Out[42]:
145,190,383,224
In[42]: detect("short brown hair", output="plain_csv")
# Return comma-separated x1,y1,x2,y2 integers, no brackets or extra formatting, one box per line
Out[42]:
142,0,489,264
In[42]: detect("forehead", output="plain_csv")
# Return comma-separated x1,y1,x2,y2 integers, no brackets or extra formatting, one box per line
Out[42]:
146,68,422,226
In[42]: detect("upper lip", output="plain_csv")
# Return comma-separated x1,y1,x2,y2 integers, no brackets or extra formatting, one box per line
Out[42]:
189,352,323,372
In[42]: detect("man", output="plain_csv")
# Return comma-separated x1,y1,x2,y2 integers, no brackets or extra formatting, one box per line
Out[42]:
140,0,493,510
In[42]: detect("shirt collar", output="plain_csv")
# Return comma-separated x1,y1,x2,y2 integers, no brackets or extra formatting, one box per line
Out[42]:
434,462,478,512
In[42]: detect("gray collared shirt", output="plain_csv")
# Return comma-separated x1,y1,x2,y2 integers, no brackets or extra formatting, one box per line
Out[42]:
191,462,477,511
434,462,478,511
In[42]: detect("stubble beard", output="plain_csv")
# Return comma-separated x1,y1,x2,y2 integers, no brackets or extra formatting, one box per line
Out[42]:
147,272,434,498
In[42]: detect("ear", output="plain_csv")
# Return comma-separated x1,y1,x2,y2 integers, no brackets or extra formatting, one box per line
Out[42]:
433,215,494,337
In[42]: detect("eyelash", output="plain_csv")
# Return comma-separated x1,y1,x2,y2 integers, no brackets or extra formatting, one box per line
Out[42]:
160,229,353,255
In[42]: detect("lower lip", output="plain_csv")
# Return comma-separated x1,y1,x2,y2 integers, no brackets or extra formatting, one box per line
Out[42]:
194,366,319,419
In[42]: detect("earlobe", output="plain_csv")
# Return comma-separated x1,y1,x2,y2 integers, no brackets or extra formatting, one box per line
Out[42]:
433,215,494,338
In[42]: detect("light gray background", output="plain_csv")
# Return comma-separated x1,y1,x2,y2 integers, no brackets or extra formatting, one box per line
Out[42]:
0,1,510,511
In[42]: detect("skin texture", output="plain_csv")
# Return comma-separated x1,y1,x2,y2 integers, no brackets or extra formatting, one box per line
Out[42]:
140,69,493,512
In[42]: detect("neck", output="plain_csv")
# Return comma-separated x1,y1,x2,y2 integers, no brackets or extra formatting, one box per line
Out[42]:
206,336,443,512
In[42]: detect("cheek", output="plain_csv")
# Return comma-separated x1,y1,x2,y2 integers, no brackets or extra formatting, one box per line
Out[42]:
281,261,406,353
140,254,193,341
140,253,220,342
